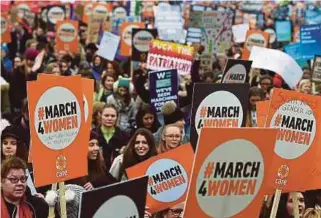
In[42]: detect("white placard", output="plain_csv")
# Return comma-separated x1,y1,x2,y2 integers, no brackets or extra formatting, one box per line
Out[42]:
97,32,120,61
232,23,249,43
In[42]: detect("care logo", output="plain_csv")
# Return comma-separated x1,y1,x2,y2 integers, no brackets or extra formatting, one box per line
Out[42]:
270,100,316,159
56,155,68,178
93,195,139,218
34,86,82,150
147,159,188,203
245,33,266,51
123,25,141,46
58,23,76,43
47,6,65,24
195,91,243,135
1,16,7,34
196,139,264,217
222,64,247,83
133,30,154,52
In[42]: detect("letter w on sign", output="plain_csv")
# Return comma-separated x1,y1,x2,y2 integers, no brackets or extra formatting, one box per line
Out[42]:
157,72,166,79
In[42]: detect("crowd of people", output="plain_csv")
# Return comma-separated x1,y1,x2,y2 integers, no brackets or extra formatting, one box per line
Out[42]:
1,0,321,218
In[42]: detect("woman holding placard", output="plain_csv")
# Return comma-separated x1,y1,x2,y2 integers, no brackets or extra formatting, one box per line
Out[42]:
271,192,306,218
109,128,157,181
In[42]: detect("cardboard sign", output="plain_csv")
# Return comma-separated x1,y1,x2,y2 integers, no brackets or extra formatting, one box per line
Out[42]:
312,55,321,83
275,20,292,42
190,83,249,150
126,144,194,213
149,69,178,113
242,30,270,60
249,46,303,89
97,32,120,61
300,24,321,61
79,176,148,218
132,28,157,62
256,100,270,128
56,20,79,53
119,22,145,57
147,39,194,76
46,5,66,31
222,59,252,84
27,76,87,187
265,88,321,191
1,13,11,43
232,23,249,43
184,128,277,218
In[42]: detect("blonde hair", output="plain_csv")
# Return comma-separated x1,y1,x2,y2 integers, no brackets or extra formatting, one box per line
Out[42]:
303,208,321,218
157,124,181,154
298,79,311,91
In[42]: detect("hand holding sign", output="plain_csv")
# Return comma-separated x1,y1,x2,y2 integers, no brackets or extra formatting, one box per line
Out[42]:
31,50,45,73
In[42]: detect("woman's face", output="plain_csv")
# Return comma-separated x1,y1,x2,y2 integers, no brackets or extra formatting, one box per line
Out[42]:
107,63,114,73
14,57,22,69
142,113,154,129
104,76,115,90
101,108,117,127
134,134,150,157
260,78,272,93
249,95,262,110
88,139,99,160
162,126,182,149
300,81,311,94
26,59,34,68
52,66,61,75
286,192,305,218
2,136,17,158
117,87,128,97
94,56,101,66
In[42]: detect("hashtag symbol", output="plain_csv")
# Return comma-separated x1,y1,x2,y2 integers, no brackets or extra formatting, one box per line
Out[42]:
38,107,45,120
274,114,282,126
204,162,214,179
200,107,207,118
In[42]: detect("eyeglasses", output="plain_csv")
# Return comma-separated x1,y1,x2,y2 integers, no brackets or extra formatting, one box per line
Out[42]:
6,176,28,184
260,82,271,86
165,134,181,139
169,209,183,216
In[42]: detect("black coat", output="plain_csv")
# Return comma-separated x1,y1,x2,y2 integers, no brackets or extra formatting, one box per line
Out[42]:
92,127,130,170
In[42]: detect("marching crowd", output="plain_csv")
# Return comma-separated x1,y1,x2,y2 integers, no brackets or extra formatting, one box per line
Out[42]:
1,1,321,218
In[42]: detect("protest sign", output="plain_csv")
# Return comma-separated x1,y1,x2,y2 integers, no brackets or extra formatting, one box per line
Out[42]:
97,32,120,61
132,28,157,62
14,2,32,19
111,16,140,35
119,22,145,57
249,46,303,89
126,144,194,213
46,5,66,31
1,13,11,43
265,88,321,191
27,76,87,187
305,3,321,25
112,5,128,19
312,55,321,83
149,69,178,113
79,176,148,218
184,128,277,218
147,40,194,76
275,20,292,42
240,1,263,13
82,2,93,24
56,20,79,53
264,28,277,45
190,83,249,150
256,100,270,128
300,24,321,61
242,30,270,60
284,43,308,68
222,59,252,84
232,23,249,43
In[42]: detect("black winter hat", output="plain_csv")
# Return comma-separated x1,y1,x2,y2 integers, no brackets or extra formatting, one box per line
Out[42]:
1,125,22,141
161,101,184,125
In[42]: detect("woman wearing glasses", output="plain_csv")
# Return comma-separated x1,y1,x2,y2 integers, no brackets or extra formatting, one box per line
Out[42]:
1,157,49,218
155,202,185,218
157,124,182,154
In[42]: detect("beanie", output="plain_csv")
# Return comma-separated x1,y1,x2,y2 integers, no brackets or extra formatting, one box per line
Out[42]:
24,48,39,61
1,125,22,141
89,131,99,141
113,76,134,94
161,101,184,125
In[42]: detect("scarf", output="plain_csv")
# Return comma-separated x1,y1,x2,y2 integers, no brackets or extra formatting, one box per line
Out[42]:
1,195,33,218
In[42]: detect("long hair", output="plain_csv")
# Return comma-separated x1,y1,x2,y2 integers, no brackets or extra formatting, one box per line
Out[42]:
1,135,28,163
271,192,306,218
135,104,161,133
119,128,157,176
157,124,181,154
88,151,107,182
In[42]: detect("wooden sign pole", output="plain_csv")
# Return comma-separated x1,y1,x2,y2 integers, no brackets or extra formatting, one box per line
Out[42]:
48,183,57,218
269,189,282,218
291,192,300,218
59,182,67,218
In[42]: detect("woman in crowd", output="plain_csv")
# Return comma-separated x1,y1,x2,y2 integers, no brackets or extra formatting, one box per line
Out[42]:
90,55,105,81
92,104,130,170
109,128,157,181
259,75,273,99
135,103,161,134
154,202,185,218
95,72,116,103
298,79,312,94
274,192,306,218
303,209,321,218
157,124,182,154
246,87,265,127
1,125,28,163
91,102,105,129
106,77,137,134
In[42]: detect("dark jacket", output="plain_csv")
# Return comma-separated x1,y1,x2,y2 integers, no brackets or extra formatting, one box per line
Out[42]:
92,127,130,170
7,28,32,59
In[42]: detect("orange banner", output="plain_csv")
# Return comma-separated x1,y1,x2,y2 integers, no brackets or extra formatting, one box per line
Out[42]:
27,76,87,187
56,20,79,53
256,100,270,127
184,128,277,218
126,144,194,213
119,22,145,56
1,13,11,43
242,30,270,59
265,88,321,191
